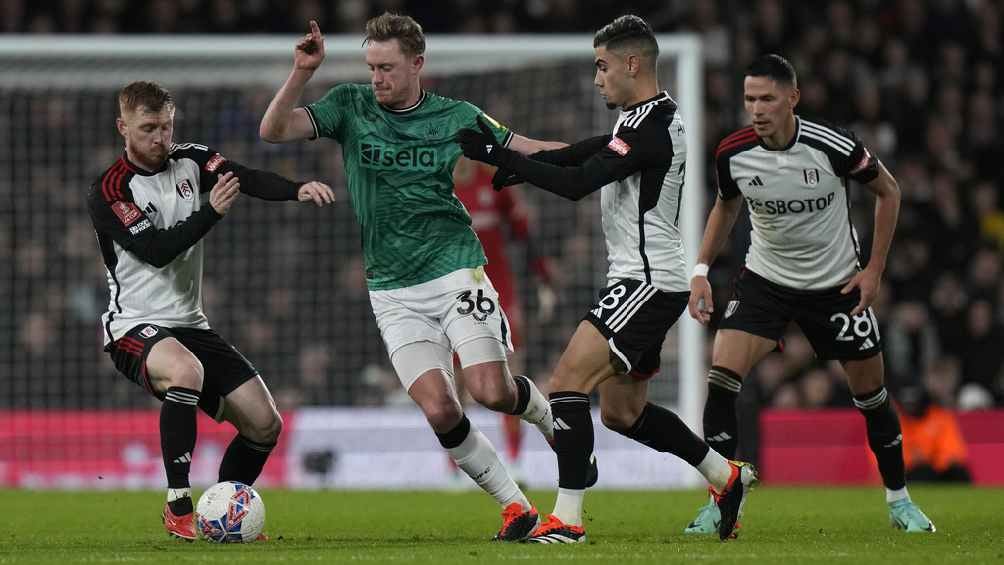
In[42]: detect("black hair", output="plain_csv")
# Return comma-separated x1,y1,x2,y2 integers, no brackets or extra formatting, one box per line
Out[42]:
593,15,659,63
745,54,797,87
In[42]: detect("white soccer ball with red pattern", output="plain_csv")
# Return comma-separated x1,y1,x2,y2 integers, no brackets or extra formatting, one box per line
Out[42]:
195,481,266,543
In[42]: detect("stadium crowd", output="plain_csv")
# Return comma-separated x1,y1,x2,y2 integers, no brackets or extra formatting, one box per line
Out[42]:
2,0,1002,417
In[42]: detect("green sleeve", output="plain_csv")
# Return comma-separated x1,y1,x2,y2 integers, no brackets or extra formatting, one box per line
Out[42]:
463,102,514,147
305,84,355,142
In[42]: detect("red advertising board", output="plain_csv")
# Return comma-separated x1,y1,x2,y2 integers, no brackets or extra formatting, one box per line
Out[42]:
761,409,1004,485
0,411,290,488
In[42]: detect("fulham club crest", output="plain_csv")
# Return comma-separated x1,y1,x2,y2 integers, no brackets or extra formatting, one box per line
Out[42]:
176,179,194,200
803,168,820,186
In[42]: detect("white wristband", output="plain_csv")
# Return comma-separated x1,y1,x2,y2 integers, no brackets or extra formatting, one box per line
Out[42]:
691,263,710,279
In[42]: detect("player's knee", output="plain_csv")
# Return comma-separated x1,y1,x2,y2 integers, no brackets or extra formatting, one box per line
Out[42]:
248,411,283,445
421,397,463,432
263,412,283,444
549,364,580,392
600,406,639,433
163,357,204,391
465,368,513,412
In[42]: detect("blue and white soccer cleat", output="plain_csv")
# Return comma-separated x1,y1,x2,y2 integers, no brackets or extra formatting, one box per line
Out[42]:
889,499,936,533
683,490,720,534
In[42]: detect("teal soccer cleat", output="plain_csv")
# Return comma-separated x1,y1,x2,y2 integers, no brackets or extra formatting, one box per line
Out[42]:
889,499,936,533
683,490,720,534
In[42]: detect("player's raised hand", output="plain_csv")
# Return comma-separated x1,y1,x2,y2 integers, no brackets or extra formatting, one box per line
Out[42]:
688,274,714,325
298,181,335,206
294,20,326,71
841,267,881,316
210,171,240,215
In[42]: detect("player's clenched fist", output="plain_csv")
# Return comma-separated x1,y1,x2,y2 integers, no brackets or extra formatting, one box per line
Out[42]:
688,274,714,325
295,20,325,71
210,171,240,215
297,181,335,206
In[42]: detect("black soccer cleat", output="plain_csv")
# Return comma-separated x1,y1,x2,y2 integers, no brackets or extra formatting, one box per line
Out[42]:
525,514,587,544
493,503,539,542
714,461,758,541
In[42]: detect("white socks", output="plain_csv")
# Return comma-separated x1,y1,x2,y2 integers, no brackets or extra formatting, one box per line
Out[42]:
167,487,191,502
696,448,733,492
552,488,585,526
886,486,910,503
449,423,530,511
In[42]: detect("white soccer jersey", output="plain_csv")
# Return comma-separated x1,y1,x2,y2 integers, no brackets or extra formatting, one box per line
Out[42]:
715,117,880,289
87,143,300,346
597,91,689,293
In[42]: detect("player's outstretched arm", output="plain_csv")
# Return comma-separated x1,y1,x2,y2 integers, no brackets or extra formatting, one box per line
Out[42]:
688,195,742,324
530,135,611,166
489,135,611,190
216,159,335,206
507,135,568,155
840,160,900,315
458,118,631,200
260,20,325,143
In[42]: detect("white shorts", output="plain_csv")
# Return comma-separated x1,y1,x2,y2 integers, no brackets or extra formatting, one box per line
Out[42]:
370,267,514,388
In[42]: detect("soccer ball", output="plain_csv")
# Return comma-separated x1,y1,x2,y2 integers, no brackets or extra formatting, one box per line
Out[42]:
195,481,266,543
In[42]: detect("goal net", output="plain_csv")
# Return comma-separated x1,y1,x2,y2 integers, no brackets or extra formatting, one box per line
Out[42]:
0,34,704,488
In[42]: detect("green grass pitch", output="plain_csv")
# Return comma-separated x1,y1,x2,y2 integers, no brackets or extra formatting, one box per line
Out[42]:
1,487,1001,564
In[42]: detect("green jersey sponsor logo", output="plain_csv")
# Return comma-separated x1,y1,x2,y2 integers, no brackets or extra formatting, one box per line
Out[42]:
360,142,438,172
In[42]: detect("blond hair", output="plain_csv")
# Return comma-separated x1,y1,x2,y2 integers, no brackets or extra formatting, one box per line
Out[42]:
118,81,173,115
364,12,426,57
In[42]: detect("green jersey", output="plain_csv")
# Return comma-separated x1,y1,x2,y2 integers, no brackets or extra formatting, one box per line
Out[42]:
306,83,512,290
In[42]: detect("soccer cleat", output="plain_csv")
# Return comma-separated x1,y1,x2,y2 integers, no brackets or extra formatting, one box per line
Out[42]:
493,503,539,541
162,501,197,541
525,513,587,544
585,453,599,488
683,489,720,534
889,499,936,533
255,533,270,542
713,460,758,541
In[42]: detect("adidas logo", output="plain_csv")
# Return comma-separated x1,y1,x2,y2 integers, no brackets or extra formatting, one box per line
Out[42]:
747,176,764,187
706,432,733,443
553,417,571,431
172,452,192,464
859,338,875,351
883,434,903,449
485,145,493,154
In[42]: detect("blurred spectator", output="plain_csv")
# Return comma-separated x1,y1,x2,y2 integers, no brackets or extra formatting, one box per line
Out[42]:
884,301,939,391
897,385,972,483
961,300,1004,402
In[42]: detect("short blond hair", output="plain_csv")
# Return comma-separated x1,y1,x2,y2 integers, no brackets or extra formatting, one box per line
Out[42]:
118,81,173,115
364,12,425,57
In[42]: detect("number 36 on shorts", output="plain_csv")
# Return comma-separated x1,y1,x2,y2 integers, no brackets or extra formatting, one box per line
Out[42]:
455,289,496,321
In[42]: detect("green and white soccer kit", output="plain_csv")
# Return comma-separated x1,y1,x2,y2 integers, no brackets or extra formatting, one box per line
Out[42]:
306,84,514,386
